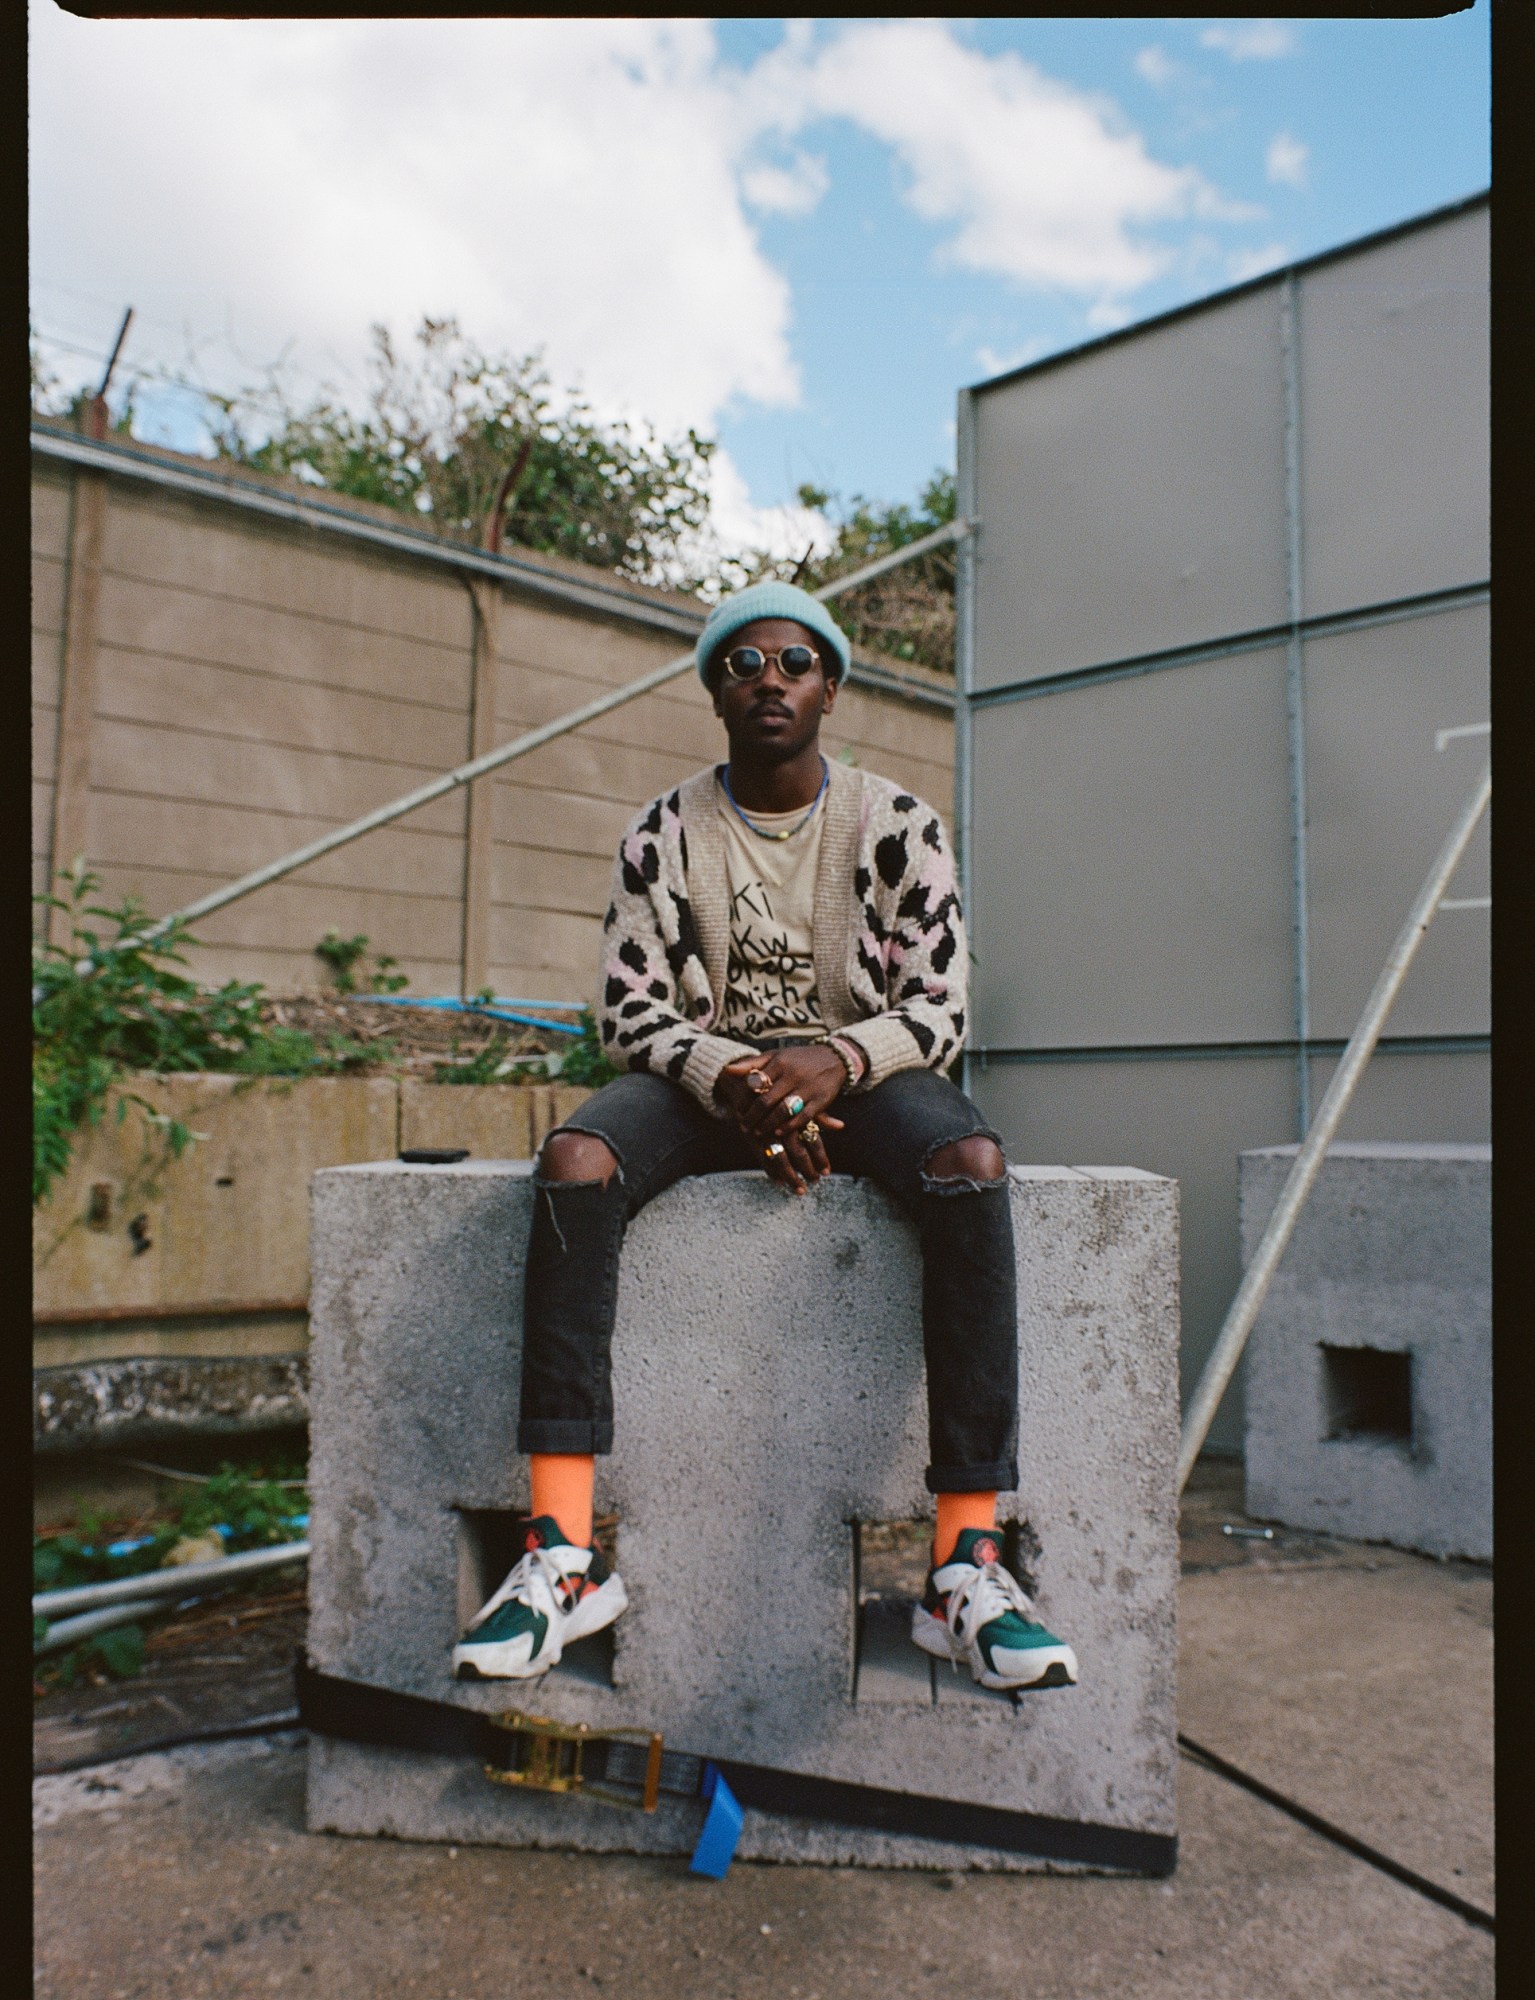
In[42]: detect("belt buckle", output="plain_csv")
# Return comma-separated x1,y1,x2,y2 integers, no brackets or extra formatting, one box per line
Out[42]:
483,1709,665,1812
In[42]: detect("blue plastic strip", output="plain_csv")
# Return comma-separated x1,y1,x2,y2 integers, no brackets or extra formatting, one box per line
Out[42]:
360,995,585,1036
688,1762,744,1878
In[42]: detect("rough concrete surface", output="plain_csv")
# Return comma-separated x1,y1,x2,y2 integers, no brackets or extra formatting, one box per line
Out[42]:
305,1160,1181,1867
1241,1143,1491,1560
33,1728,1492,2000
1179,1465,1494,1912
33,1463,1494,1999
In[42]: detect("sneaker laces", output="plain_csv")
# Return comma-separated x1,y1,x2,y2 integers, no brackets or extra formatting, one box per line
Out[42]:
466,1541,590,1633
943,1558,1037,1653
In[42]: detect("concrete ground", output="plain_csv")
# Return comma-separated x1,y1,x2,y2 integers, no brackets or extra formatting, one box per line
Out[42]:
34,1462,1493,2000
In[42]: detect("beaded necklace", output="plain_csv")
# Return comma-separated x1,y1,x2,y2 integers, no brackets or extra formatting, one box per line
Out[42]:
719,758,829,842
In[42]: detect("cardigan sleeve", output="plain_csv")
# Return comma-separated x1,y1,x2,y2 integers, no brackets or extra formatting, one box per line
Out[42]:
835,796,969,1090
595,809,756,1113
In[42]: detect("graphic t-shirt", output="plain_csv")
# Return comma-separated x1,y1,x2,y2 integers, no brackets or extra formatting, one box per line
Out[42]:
716,774,826,1041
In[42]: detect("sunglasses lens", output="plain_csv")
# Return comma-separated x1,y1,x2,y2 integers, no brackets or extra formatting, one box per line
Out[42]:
724,648,766,680
779,647,817,677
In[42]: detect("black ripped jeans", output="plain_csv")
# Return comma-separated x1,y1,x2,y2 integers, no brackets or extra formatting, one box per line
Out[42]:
518,1064,1019,1493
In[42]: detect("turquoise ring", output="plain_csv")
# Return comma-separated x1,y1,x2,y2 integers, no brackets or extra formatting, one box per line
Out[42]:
785,1094,806,1117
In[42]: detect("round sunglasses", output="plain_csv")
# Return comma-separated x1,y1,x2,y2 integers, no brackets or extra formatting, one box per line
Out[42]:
719,643,823,684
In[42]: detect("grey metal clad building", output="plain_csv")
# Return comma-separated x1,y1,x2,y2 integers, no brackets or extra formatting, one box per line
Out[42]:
955,193,1489,1453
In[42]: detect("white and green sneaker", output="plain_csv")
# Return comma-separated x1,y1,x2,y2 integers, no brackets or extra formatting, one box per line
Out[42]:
451,1515,628,1681
911,1527,1078,1691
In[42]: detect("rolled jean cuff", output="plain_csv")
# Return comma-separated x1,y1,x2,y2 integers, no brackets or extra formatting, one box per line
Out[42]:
517,1418,615,1456
925,1459,1018,1495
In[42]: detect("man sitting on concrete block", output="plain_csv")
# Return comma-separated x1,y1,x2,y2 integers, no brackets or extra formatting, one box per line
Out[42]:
451,580,1078,1698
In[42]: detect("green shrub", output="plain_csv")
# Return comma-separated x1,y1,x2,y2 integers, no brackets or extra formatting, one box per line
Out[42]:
32,867,271,1206
314,930,409,996
432,1031,521,1085
555,1009,620,1089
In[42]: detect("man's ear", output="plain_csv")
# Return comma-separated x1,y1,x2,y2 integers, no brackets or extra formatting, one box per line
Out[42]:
709,674,724,718
822,671,839,716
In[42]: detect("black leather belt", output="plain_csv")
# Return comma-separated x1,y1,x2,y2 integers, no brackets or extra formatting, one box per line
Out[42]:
295,1657,1177,1875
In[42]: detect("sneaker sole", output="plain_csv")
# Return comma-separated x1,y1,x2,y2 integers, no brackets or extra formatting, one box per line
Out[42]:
453,1573,629,1682
909,1608,1078,1691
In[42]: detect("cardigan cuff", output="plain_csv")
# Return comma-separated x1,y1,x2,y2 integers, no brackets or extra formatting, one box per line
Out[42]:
680,1032,762,1116
834,1015,926,1091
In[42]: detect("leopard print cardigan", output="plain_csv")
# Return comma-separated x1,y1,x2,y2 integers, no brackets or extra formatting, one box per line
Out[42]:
596,759,968,1113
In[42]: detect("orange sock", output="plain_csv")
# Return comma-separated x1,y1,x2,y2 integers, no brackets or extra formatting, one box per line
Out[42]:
529,1453,595,1550
934,1491,999,1568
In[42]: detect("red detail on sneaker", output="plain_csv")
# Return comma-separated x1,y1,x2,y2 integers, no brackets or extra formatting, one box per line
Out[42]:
971,1537,1000,1567
524,1528,544,1552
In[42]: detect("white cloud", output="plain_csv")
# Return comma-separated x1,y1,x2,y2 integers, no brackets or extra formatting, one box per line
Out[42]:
29,7,1262,527
796,19,1223,297
741,152,829,217
668,446,837,578
975,339,1047,378
1227,242,1291,284
28,10,800,440
1266,133,1310,189
1200,21,1295,63
1134,45,1180,91
1085,300,1133,333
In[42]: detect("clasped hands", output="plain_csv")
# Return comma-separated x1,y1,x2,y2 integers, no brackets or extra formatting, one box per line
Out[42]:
714,1043,848,1195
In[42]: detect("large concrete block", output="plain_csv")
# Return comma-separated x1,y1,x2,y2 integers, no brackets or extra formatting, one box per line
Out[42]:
1241,1142,1491,1560
306,1161,1180,1869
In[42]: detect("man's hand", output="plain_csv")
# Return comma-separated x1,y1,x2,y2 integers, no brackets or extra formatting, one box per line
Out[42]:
715,1044,848,1193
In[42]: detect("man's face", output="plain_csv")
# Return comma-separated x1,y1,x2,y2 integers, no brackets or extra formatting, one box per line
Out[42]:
709,617,838,764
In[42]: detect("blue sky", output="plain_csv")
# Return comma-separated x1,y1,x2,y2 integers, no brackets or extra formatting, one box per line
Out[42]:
711,13,1490,512
30,9,1489,560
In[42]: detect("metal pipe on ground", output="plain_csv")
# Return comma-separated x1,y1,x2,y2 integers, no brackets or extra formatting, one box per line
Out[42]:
33,1539,311,1622
116,518,967,951
36,1600,171,1658
1175,762,1491,1491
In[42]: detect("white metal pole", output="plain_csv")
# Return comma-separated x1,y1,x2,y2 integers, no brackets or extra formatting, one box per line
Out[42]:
33,1538,311,1621
1175,761,1491,1491
120,519,967,948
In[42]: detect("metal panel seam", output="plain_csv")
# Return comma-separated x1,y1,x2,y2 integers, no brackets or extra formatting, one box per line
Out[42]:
969,581,1489,709
1282,271,1312,1137
970,1035,1489,1065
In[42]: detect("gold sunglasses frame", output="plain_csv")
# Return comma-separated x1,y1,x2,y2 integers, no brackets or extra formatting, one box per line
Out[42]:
719,644,823,684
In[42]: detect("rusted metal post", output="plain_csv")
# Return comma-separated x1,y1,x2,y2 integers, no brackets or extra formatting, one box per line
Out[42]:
47,458,108,946
44,308,134,947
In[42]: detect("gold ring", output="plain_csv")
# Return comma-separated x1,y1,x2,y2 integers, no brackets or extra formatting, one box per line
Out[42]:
748,1070,771,1095
802,1120,821,1145
764,1142,786,1159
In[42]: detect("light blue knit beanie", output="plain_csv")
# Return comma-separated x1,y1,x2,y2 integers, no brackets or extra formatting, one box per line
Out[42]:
695,580,852,689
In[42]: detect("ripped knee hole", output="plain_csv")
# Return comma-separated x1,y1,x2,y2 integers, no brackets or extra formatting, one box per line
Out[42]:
537,1133,620,1186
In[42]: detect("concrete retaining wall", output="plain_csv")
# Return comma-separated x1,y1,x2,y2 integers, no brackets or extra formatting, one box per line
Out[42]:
33,1073,589,1449
305,1159,1181,1870
1241,1142,1491,1560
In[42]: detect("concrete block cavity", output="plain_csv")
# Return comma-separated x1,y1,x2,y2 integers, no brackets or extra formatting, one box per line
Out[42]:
1241,1143,1491,1561
306,1157,1181,1868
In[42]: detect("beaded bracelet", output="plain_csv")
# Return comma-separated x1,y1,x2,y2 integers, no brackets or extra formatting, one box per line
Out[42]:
822,1034,867,1090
